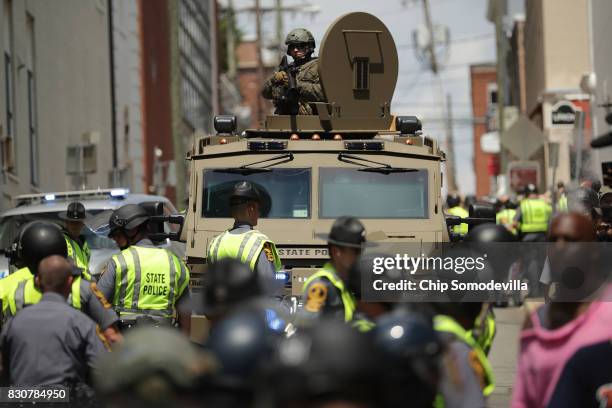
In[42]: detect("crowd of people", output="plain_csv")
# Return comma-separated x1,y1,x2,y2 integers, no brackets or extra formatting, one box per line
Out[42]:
0,178,610,408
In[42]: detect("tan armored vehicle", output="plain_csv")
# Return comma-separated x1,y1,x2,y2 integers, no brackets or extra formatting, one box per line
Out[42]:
184,12,448,296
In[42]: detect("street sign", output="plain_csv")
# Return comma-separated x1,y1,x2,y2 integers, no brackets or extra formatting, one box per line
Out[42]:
508,161,539,192
502,115,545,160
551,100,577,126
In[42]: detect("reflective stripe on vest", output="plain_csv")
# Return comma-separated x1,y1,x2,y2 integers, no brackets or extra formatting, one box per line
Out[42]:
434,315,495,396
448,206,469,235
65,235,92,280
207,230,281,271
496,209,518,235
519,198,551,233
8,276,83,316
303,264,355,322
111,246,188,318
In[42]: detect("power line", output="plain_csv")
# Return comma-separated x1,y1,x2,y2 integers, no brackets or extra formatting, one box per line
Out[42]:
396,32,494,50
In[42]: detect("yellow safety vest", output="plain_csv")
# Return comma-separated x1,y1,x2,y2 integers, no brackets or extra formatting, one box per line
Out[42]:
207,229,281,271
447,206,469,235
496,208,518,235
64,235,92,281
557,195,568,213
5,275,82,317
0,267,33,301
303,262,356,322
519,198,551,233
435,314,495,397
468,310,497,356
111,246,189,318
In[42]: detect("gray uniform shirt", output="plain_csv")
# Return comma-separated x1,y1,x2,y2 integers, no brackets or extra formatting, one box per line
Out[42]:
1,292,108,386
96,238,191,313
74,277,119,330
438,337,487,408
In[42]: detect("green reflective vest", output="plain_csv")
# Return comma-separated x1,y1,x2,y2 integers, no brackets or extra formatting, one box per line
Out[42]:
64,235,92,281
496,208,518,235
434,315,495,397
0,267,33,301
519,198,551,233
557,194,568,212
207,229,281,271
111,246,189,318
468,310,497,356
448,206,469,235
5,275,82,317
303,262,356,322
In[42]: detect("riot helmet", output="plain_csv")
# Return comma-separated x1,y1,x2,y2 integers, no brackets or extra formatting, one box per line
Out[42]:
18,221,67,275
446,194,461,208
108,204,149,238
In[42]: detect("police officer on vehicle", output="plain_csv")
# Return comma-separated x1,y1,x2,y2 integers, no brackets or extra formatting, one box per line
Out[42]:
514,183,552,242
1,256,109,390
97,204,191,335
59,201,93,280
207,181,281,280
261,28,325,115
2,221,121,344
446,193,469,236
301,216,365,323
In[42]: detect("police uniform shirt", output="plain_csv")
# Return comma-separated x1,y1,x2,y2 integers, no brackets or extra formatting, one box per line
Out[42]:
0,292,109,386
438,336,488,408
96,238,191,312
227,222,276,283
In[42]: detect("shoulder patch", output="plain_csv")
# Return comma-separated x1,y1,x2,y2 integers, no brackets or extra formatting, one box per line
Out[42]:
95,324,112,351
468,350,486,391
263,243,275,262
90,282,112,309
304,281,328,313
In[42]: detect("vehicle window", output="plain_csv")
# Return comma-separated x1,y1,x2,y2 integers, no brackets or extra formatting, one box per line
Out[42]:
0,211,118,251
202,168,311,218
319,168,429,219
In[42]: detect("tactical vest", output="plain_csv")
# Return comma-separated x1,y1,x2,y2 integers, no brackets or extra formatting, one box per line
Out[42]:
496,208,518,235
519,198,551,233
207,229,281,271
447,206,469,235
303,263,356,322
64,235,92,281
111,246,189,318
434,315,495,397
6,276,82,318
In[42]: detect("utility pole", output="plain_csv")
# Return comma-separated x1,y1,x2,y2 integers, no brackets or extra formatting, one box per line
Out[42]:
275,0,284,59
495,0,506,188
226,0,237,79
420,0,457,192
255,0,265,125
445,93,457,193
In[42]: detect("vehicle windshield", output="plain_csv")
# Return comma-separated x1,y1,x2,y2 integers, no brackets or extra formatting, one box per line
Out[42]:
319,168,429,218
202,168,311,218
0,211,118,250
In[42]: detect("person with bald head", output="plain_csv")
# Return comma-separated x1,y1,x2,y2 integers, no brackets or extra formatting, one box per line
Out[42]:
1,255,109,388
512,212,612,408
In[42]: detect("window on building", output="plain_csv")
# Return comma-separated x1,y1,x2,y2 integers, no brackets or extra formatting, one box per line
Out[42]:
487,82,498,106
2,0,16,172
26,14,38,185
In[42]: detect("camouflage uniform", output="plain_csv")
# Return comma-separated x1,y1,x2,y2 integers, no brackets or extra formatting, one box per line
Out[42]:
262,58,324,115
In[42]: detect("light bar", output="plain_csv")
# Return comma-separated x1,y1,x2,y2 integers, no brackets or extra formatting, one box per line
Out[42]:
44,194,56,201
344,141,384,151
110,188,129,198
248,141,287,151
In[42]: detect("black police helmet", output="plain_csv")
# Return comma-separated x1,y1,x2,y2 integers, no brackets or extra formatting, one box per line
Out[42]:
446,194,461,208
230,181,260,207
203,259,264,317
321,216,366,249
205,310,279,388
58,201,91,221
18,221,67,275
108,204,149,237
464,223,517,243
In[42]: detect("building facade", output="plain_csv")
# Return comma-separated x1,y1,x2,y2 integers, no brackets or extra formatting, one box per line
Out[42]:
0,0,114,211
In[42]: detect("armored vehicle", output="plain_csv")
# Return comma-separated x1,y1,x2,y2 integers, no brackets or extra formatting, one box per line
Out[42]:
184,12,448,296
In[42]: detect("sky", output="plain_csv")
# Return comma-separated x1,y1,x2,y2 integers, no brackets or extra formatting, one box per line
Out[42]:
226,0,498,194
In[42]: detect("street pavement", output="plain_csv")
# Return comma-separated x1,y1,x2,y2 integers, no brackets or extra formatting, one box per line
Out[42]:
487,306,525,408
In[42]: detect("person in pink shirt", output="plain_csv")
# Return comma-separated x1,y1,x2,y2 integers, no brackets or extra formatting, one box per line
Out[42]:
511,212,612,408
